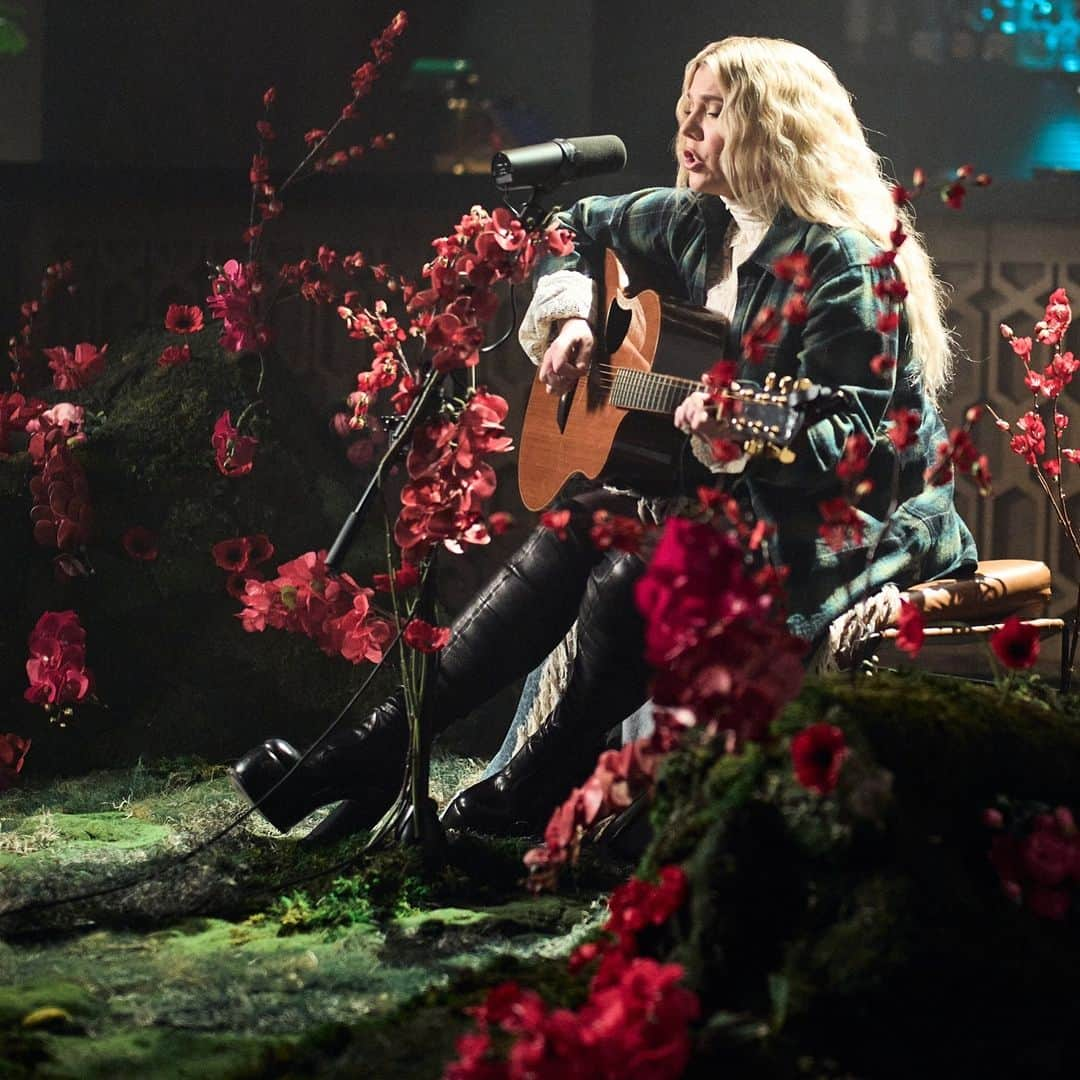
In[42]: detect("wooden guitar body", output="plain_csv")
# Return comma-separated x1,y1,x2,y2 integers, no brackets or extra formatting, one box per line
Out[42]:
518,251,730,510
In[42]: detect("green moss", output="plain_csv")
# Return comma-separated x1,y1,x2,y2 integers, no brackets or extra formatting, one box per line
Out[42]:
2,325,393,774
635,670,1080,1076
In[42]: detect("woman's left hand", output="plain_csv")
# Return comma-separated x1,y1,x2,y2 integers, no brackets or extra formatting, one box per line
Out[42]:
673,391,723,440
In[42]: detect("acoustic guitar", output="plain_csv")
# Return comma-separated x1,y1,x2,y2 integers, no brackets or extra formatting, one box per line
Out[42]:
517,250,843,510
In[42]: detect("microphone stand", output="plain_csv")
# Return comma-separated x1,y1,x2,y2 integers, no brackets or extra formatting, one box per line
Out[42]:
324,362,449,860
498,183,559,234
323,178,562,859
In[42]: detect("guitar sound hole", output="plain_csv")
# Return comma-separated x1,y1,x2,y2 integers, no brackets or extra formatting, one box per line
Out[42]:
605,301,631,353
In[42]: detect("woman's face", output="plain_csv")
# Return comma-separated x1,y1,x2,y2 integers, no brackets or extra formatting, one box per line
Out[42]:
678,64,733,199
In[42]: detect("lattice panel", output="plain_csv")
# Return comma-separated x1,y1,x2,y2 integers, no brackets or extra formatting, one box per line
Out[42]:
926,218,1080,618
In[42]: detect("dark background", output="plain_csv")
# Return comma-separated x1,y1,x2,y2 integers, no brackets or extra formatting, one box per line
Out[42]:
2,1,1080,764
6,1,1080,180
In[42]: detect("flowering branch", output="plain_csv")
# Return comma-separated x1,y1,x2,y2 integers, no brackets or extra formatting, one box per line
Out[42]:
990,288,1079,671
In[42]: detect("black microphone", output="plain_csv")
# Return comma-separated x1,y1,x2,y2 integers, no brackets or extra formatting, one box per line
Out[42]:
491,135,628,192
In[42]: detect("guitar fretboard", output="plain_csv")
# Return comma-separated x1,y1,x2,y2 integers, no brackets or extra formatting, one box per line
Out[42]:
607,367,703,415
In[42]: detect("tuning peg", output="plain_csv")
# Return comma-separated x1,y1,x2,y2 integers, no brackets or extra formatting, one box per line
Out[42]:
763,372,777,391
778,375,793,393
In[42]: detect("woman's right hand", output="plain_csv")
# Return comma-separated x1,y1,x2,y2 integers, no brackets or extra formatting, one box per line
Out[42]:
539,318,594,395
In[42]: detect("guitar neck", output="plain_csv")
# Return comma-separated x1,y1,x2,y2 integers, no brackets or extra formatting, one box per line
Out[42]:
606,367,703,416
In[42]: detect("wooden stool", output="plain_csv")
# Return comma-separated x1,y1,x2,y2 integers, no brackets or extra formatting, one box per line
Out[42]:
865,560,1070,688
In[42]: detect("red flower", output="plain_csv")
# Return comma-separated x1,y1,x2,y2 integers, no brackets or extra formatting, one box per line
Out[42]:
942,182,967,210
43,342,107,391
206,260,269,354
1008,411,1046,467
211,411,259,477
0,733,31,792
873,279,909,302
1027,885,1070,921
373,564,421,593
869,352,896,377
781,293,809,325
1035,287,1072,347
545,226,575,257
895,598,925,658
887,407,921,451
0,391,48,452
703,359,738,399
248,533,275,566
212,535,252,572
837,433,871,481
590,510,644,554
1010,336,1033,359
1019,827,1074,887
741,306,781,362
791,723,849,795
164,304,205,334
876,310,900,333
249,154,269,185
488,511,515,536
157,343,191,368
122,525,159,561
817,497,864,552
772,252,812,289
30,443,93,551
25,610,93,708
540,508,571,540
403,619,451,653
990,616,1040,670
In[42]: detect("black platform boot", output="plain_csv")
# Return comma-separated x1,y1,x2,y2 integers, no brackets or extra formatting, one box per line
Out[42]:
231,489,637,843
229,690,408,835
440,551,649,837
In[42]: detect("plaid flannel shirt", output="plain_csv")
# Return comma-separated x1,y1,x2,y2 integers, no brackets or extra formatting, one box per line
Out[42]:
538,187,978,644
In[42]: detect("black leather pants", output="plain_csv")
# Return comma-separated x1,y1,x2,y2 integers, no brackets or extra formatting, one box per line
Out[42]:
435,488,650,744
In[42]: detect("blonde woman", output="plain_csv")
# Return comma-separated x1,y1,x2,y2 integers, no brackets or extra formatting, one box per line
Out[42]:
233,38,976,842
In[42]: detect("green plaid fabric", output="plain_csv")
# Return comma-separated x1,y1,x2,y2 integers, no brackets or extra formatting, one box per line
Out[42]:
540,188,978,643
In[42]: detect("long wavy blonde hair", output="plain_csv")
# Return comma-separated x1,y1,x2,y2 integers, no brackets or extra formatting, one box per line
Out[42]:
676,36,954,403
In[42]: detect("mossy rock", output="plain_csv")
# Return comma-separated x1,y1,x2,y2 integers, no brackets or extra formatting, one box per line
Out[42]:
1,328,396,775
643,671,1080,1077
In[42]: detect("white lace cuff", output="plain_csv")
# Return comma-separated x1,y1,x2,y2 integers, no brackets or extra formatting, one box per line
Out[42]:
518,270,598,365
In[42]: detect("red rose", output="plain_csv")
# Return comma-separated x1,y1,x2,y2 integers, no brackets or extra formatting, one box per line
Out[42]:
791,723,849,795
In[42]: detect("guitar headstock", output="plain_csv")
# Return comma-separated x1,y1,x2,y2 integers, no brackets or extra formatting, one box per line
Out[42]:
712,375,846,462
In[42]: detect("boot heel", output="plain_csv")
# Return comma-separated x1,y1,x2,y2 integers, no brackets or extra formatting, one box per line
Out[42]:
229,738,310,833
